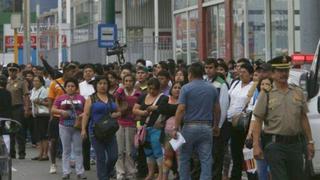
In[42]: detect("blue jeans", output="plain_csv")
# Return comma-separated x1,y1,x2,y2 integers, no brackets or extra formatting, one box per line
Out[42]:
91,136,118,180
256,159,269,180
179,124,213,180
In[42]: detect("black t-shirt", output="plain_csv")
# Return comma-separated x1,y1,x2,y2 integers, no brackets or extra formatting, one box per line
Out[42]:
137,94,168,127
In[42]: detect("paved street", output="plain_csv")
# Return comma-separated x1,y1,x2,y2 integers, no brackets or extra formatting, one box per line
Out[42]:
12,143,97,180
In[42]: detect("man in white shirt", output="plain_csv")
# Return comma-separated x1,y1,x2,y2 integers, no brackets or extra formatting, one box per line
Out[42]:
79,64,96,171
79,64,95,99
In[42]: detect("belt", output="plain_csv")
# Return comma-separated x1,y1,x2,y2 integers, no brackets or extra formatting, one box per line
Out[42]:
262,133,304,144
184,120,212,126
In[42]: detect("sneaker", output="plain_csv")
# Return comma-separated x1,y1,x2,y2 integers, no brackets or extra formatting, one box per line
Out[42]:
116,174,124,180
77,174,87,179
49,164,57,174
62,174,70,179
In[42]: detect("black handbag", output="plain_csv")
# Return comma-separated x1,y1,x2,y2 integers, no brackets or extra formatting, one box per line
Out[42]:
93,101,119,142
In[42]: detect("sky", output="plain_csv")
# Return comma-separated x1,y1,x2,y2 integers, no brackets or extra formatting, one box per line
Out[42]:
30,0,58,13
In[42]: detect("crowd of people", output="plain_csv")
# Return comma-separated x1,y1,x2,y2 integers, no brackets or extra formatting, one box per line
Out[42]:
0,55,314,180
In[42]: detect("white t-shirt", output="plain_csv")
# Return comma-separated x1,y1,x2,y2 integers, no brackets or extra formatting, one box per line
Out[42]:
227,80,253,121
30,86,49,117
79,80,95,99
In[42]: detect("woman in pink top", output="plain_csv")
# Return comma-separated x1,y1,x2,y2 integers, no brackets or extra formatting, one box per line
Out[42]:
114,74,141,179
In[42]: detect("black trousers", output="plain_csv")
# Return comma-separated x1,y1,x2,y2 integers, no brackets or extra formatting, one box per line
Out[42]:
230,126,258,180
212,121,232,180
82,127,91,170
264,140,304,180
10,105,26,157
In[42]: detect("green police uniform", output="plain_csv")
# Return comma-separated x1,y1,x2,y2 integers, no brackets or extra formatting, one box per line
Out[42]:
253,56,308,180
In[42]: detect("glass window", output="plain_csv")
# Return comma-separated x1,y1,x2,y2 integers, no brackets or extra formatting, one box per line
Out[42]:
189,10,199,63
247,0,265,60
207,6,218,58
233,0,245,60
188,0,197,6
218,4,225,58
175,13,188,62
271,0,288,57
174,0,188,10
206,4,225,59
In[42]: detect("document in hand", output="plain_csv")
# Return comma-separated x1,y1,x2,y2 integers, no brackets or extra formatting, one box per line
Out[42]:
169,132,186,151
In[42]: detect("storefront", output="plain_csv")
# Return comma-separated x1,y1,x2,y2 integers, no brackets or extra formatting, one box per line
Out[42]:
172,0,301,63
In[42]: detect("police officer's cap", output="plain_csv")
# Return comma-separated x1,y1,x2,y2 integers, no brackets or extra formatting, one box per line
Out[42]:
267,56,291,70
256,63,272,72
7,63,20,70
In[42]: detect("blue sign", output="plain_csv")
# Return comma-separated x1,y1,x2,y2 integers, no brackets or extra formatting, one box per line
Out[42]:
98,24,117,48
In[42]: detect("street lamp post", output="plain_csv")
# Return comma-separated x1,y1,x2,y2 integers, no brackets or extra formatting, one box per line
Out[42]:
23,0,31,65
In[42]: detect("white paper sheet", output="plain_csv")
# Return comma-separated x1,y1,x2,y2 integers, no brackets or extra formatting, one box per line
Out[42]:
169,132,186,151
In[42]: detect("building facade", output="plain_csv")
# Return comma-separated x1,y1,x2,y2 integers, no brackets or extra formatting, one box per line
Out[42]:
173,0,320,64
37,0,320,65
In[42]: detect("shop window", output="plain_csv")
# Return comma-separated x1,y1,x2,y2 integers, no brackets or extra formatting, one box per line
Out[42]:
248,0,265,60
175,13,188,63
174,0,188,10
232,0,245,60
206,4,225,59
206,6,218,58
189,10,199,63
271,0,288,57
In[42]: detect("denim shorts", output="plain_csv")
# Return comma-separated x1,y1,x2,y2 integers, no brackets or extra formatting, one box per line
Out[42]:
144,127,163,160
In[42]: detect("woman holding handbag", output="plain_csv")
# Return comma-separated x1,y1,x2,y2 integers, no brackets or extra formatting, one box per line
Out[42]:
227,63,257,180
133,78,168,180
81,75,121,180
30,75,50,161
51,78,86,179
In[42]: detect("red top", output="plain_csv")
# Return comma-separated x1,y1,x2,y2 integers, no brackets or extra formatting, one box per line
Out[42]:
114,87,141,127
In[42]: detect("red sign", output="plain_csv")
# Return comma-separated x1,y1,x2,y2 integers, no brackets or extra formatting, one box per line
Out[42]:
291,54,314,65
56,35,67,47
5,35,37,48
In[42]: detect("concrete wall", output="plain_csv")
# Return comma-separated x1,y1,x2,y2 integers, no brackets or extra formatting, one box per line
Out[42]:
300,0,320,53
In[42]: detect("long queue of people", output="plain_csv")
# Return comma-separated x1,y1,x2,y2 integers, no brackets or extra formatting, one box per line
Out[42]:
0,56,313,180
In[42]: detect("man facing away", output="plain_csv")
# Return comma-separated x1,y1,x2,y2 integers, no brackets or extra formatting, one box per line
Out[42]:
172,62,221,180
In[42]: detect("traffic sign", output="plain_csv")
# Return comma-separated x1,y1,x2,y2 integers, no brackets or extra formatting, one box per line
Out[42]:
98,24,117,48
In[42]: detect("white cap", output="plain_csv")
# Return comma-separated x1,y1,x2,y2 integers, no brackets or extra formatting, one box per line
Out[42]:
146,60,153,68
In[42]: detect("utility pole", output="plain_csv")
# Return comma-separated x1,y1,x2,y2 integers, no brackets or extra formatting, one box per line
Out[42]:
23,0,31,65
66,0,71,62
104,0,115,64
58,0,63,67
105,0,115,24
36,0,40,65
154,0,159,63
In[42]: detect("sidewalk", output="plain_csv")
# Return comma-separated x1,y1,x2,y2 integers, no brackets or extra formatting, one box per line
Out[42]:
12,143,97,180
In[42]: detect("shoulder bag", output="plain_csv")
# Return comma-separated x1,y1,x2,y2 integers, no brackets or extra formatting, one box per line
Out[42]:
231,85,255,132
33,88,50,117
134,93,163,148
93,95,119,142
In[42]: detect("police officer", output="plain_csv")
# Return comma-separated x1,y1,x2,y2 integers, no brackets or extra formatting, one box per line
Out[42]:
6,63,30,159
252,56,314,180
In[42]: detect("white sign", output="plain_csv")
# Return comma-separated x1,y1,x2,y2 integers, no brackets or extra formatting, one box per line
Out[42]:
11,14,21,29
